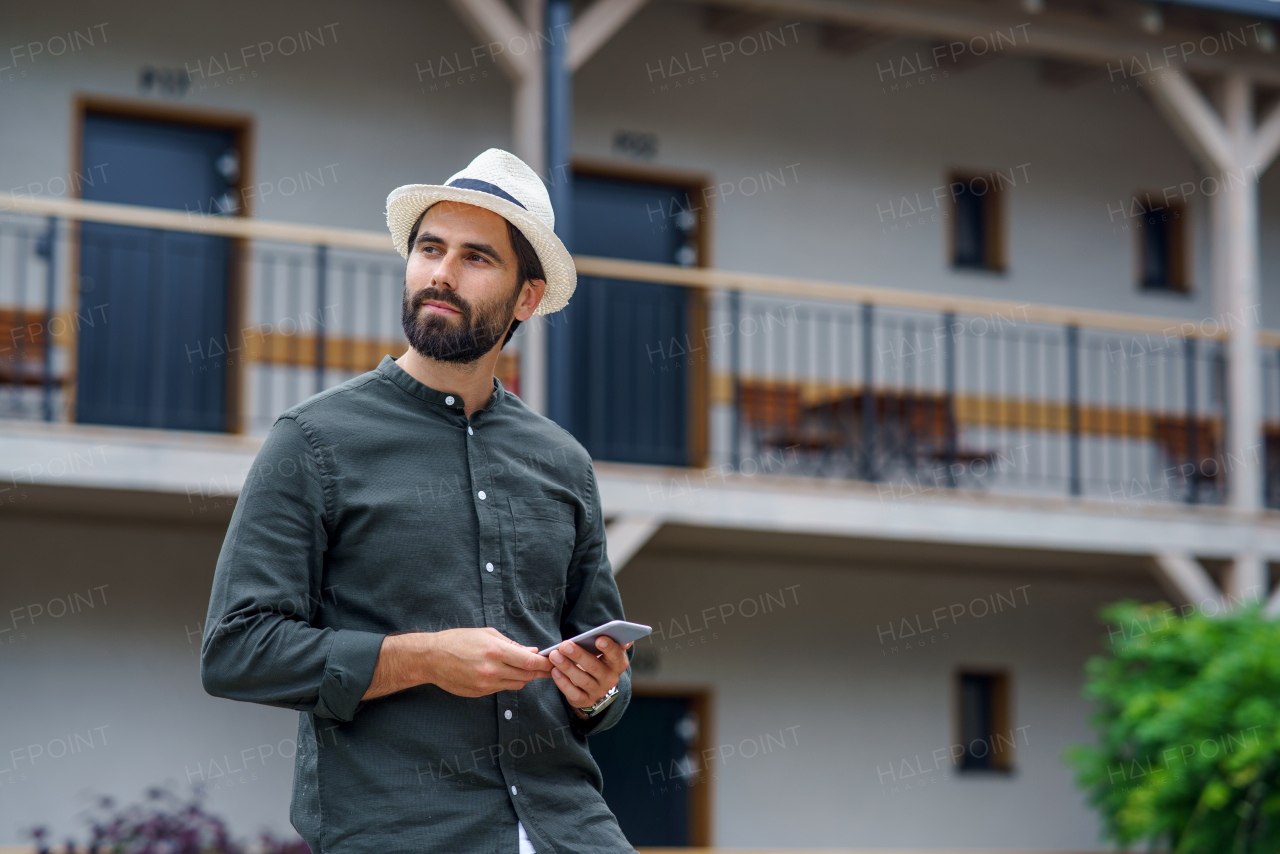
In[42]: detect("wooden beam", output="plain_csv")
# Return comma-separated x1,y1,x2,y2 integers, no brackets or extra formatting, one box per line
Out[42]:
605,514,663,573
514,0,549,416
1220,74,1264,517
569,0,651,72
1151,551,1223,611
665,0,1280,87
514,0,547,170
444,0,539,82
1144,70,1235,175
1226,552,1268,607
1252,99,1280,173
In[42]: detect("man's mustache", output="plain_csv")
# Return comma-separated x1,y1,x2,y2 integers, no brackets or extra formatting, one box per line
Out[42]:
412,290,468,317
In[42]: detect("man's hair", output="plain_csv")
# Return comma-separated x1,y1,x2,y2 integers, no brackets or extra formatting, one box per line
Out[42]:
407,204,545,348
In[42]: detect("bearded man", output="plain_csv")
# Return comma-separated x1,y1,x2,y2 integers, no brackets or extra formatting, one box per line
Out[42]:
201,148,636,854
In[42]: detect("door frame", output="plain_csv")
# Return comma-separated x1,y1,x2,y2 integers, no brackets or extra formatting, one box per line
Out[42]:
70,93,256,432
627,682,715,846
569,156,715,468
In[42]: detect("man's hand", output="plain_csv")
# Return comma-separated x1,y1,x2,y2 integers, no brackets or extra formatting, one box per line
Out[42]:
547,636,633,720
423,627,554,698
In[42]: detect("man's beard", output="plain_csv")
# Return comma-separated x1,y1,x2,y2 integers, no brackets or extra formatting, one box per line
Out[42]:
401,277,520,365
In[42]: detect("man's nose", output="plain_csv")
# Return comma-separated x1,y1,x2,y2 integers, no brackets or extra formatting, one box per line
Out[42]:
431,249,463,289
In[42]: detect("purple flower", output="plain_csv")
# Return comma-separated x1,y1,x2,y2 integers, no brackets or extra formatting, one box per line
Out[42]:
28,783,305,854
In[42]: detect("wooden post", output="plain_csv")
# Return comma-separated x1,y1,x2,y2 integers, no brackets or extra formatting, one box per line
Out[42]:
1146,70,1279,607
447,0,648,416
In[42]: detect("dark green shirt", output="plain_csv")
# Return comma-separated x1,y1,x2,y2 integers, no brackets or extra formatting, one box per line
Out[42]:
201,355,634,854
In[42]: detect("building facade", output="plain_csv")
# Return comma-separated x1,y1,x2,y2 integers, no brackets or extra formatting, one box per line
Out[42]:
2,0,1280,849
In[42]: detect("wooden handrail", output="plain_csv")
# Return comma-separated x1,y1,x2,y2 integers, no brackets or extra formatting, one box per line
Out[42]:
0,192,1265,343
573,255,1237,341
0,192,393,252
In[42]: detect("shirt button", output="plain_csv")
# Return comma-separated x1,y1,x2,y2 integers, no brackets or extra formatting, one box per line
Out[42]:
486,562,494,572
445,395,455,405
467,425,473,435
504,709,512,720
511,786,518,796
478,490,486,500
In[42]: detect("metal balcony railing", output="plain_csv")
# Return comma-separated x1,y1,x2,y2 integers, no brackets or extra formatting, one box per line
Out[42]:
567,256,1242,508
0,193,1270,509
0,196,517,436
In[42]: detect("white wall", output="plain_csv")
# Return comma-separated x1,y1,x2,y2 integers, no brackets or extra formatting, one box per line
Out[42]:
0,511,299,848
0,0,1274,325
616,551,1162,849
0,501,1166,850
0,0,510,233
0,1,1265,849
573,3,1273,323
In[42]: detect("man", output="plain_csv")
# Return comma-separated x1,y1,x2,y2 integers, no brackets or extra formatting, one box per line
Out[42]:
201,148,636,854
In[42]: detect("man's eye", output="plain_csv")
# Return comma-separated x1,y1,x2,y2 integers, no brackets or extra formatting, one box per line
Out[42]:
470,254,487,263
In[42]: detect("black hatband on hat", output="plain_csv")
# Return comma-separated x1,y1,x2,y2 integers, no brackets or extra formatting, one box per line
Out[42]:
445,178,528,210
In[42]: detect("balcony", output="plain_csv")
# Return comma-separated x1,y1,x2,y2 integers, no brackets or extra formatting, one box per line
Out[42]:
0,193,1274,512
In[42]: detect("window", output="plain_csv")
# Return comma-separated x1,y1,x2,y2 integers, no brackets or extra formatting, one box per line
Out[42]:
956,670,1014,771
950,170,1005,272
1135,195,1188,292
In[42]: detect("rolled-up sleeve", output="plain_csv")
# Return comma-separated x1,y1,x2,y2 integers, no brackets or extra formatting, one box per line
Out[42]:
559,461,632,735
201,415,385,722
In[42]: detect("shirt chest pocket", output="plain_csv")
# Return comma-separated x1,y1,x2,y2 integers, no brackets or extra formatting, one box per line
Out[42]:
507,496,577,612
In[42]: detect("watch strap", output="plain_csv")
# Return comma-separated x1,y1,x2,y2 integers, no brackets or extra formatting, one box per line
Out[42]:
579,685,618,717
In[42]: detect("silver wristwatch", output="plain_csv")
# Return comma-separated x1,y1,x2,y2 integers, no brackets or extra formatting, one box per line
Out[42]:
579,686,618,718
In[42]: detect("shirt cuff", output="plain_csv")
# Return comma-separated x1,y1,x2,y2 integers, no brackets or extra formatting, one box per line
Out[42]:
314,629,386,721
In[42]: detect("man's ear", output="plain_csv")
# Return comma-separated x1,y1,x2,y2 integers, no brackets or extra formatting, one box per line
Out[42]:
514,278,547,321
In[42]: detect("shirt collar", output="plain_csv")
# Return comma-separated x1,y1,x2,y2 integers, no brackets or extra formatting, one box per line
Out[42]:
376,355,506,414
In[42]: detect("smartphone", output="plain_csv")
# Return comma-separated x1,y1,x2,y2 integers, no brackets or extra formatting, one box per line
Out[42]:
538,620,652,656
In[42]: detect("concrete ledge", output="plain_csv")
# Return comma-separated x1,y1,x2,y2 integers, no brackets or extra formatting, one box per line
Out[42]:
0,419,263,499
2,419,1276,564
595,461,1280,562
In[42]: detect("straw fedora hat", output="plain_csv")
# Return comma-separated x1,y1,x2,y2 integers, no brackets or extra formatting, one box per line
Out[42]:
385,148,576,316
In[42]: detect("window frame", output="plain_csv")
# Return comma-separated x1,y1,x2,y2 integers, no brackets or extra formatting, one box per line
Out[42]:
947,169,1008,274
1133,191,1190,295
953,667,1015,773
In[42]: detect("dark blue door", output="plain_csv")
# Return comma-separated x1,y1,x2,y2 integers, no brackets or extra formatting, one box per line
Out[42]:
77,112,236,431
589,695,699,846
549,173,693,465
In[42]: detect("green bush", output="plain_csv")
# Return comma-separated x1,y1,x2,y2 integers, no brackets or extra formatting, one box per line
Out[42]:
1065,599,1280,852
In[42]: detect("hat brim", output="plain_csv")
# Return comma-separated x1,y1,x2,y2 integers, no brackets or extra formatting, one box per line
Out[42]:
386,184,575,316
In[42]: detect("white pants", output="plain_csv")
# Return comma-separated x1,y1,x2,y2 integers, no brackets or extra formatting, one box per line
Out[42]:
517,820,536,853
